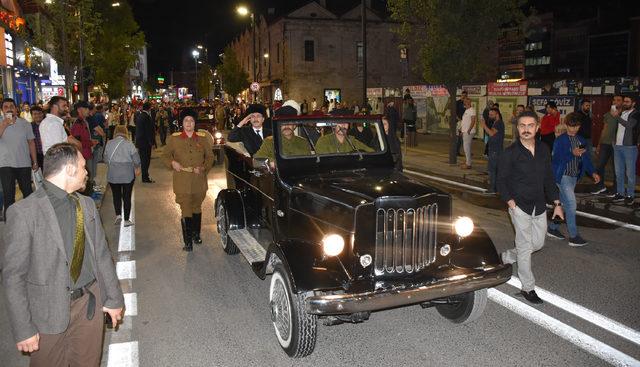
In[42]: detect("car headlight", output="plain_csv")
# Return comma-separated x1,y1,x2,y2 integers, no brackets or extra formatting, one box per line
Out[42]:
214,132,222,139
322,234,344,256
454,216,474,237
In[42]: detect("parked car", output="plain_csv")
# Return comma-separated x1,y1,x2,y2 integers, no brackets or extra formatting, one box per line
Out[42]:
214,115,512,357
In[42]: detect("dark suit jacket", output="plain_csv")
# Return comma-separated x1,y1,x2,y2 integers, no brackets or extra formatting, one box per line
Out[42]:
227,125,272,156
135,110,155,147
2,187,124,343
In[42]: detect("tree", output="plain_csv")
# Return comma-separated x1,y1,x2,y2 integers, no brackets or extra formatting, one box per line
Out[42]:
387,0,524,164
218,46,249,101
89,1,145,99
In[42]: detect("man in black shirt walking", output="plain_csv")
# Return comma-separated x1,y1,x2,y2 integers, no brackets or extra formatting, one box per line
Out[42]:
497,111,564,304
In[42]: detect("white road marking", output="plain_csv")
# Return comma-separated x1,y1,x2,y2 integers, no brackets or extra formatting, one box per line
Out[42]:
116,261,136,280
107,341,139,367
405,169,640,232
405,169,488,192
123,293,138,316
506,277,640,346
488,289,640,367
118,192,136,252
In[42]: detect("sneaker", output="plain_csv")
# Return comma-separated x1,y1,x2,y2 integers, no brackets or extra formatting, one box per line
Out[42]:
590,187,607,195
568,235,588,247
624,196,635,206
612,194,625,203
114,215,122,225
124,220,134,227
604,191,617,198
546,228,565,240
521,290,543,304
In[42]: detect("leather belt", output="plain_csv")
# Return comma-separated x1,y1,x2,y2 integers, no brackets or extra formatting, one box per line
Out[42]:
69,279,97,320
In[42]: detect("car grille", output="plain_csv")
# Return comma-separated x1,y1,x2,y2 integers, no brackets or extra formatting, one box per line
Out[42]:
374,204,438,275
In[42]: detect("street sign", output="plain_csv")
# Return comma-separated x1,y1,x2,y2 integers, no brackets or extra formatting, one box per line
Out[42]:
250,82,260,92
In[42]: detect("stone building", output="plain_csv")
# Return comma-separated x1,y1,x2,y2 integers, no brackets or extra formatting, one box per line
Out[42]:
228,0,422,106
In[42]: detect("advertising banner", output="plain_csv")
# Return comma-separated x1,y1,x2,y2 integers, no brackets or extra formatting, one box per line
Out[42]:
459,85,486,96
487,81,528,96
366,87,382,98
528,96,576,120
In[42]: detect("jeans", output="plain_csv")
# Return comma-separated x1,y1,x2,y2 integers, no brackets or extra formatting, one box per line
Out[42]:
503,206,547,292
487,151,500,192
110,181,134,220
595,143,615,190
0,166,33,216
613,145,638,197
548,175,578,238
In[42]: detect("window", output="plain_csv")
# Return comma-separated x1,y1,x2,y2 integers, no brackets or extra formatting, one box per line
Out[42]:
304,40,314,62
356,42,363,63
277,43,280,63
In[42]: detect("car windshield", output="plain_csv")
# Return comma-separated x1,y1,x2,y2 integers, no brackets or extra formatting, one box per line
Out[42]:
276,119,386,159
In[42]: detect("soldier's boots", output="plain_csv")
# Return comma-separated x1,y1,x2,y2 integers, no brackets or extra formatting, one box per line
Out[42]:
181,217,193,252
192,213,203,245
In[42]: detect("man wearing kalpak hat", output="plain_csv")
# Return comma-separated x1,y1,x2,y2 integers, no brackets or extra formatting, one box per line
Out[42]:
227,104,272,156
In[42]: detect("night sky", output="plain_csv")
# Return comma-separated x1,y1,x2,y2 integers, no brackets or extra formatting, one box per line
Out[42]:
131,0,639,79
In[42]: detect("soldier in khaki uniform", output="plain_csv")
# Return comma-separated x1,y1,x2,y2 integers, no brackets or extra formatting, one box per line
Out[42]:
255,103,311,162
315,122,374,154
163,109,214,251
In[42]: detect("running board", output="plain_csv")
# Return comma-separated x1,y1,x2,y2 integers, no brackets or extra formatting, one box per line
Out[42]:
228,229,267,264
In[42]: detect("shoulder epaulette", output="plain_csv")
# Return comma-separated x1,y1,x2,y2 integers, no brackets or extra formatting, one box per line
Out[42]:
196,131,206,137
172,132,181,136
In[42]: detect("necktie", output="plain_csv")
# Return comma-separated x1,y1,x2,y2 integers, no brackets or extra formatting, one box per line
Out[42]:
69,194,85,283
256,129,262,141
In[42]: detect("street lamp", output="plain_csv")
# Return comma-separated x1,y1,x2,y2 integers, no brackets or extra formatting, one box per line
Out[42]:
237,5,257,102
192,49,200,101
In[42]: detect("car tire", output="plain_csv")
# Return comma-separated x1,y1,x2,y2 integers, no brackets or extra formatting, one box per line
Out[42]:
269,264,317,357
216,200,239,255
435,289,488,324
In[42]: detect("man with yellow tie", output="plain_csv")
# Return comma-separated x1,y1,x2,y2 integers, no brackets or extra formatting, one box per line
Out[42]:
2,142,124,367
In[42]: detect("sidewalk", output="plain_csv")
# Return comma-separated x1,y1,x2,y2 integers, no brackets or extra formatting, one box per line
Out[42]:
401,133,640,226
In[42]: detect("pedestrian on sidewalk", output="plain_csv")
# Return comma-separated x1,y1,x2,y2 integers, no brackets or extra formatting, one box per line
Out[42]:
104,125,140,227
481,100,494,157
156,105,169,146
480,107,504,193
592,95,622,195
385,101,400,137
403,97,417,147
30,106,45,170
546,113,600,247
497,110,564,305
135,102,155,183
39,96,80,154
164,109,214,251
611,95,639,206
70,101,94,192
460,98,476,169
540,101,560,152
382,115,403,170
455,91,468,156
0,98,38,217
510,105,525,140
576,99,593,152
2,142,124,367
87,104,106,193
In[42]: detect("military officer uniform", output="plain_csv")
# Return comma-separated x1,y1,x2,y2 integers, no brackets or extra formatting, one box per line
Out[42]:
315,133,374,154
254,135,310,160
163,130,214,251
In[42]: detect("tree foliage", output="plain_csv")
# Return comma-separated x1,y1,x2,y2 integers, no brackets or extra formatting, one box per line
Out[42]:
387,0,525,163
218,46,249,100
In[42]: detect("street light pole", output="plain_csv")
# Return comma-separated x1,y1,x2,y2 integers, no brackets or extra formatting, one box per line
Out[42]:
251,12,257,103
192,50,200,101
78,6,85,101
361,0,367,110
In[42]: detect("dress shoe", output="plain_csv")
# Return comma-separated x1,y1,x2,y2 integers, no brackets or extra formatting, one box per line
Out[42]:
521,290,543,304
142,178,155,183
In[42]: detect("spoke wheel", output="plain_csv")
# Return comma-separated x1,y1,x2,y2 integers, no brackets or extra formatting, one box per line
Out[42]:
269,263,317,357
216,201,238,254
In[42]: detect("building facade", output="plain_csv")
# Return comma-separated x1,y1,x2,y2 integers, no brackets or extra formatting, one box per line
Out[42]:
228,1,422,105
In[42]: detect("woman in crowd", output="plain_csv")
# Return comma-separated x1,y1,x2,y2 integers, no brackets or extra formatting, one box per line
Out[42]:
104,124,141,227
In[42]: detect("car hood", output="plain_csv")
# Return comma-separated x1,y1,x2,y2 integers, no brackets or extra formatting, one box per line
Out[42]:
290,169,441,209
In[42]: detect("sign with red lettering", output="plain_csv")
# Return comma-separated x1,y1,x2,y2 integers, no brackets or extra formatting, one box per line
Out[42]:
487,81,528,96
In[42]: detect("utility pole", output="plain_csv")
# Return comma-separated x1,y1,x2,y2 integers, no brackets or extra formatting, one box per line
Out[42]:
361,0,367,109
252,12,257,102
78,5,85,101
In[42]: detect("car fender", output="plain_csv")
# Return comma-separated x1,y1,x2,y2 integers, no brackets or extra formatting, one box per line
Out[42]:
215,189,246,230
262,240,348,293
451,227,502,269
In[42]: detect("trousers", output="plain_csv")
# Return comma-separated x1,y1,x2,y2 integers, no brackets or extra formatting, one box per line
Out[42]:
138,144,152,180
503,206,547,292
487,151,500,192
110,181,134,220
0,166,33,216
176,191,206,218
30,282,103,367
613,145,638,197
462,132,474,166
548,175,578,238
594,143,615,190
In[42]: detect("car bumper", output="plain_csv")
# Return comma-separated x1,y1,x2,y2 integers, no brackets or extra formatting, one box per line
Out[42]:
305,264,511,315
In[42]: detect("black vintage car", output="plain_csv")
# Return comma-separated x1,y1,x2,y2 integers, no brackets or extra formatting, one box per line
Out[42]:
214,115,512,357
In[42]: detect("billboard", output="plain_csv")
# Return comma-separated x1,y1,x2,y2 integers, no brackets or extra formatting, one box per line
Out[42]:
528,96,577,120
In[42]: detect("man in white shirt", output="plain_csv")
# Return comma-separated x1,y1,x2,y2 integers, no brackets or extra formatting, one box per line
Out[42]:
39,96,80,154
460,98,477,169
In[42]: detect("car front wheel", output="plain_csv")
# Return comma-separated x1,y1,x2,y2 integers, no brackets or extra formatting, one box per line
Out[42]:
435,289,488,324
269,264,317,357
215,200,238,254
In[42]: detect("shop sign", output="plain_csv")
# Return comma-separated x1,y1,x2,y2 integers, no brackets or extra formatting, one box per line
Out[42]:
528,96,576,120
366,88,383,98
487,81,528,96
42,86,66,100
4,32,13,66
459,85,486,96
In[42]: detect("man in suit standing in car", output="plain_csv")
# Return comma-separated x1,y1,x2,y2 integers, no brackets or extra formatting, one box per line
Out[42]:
2,142,124,366
135,102,155,183
227,104,272,156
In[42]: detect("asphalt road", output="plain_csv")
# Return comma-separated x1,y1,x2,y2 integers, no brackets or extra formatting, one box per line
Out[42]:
1,150,639,367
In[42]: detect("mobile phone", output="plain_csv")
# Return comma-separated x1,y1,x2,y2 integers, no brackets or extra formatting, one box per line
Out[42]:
578,144,586,149
552,215,564,224
5,112,13,120
104,312,114,328
611,105,617,113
